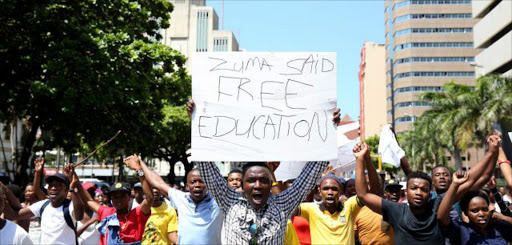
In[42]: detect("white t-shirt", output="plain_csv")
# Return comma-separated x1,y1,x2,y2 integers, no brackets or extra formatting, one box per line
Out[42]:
29,200,77,245
0,220,34,245
77,213,100,245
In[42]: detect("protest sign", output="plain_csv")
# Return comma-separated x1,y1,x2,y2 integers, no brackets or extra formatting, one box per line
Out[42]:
191,52,337,161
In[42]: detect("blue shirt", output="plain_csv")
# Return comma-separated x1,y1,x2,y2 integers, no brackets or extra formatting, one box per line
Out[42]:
447,218,512,245
167,188,223,245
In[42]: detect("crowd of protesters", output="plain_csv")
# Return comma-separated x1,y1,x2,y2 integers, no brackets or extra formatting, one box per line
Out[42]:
1,101,512,245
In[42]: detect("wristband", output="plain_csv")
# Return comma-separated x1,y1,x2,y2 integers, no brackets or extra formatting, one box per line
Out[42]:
498,159,510,165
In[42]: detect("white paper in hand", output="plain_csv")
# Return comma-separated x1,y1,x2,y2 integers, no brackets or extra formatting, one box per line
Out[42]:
378,125,405,167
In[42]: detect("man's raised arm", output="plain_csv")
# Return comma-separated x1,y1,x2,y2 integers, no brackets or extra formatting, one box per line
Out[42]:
124,155,170,198
64,163,84,221
355,143,382,214
124,155,154,215
196,162,238,211
73,166,100,213
33,158,48,200
275,161,328,216
455,135,500,200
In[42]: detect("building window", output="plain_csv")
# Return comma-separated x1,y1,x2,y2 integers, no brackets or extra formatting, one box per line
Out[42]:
213,38,229,52
395,28,472,37
394,42,473,50
394,13,472,22
395,56,474,64
394,86,443,96
196,11,209,52
394,71,475,79
395,101,432,110
394,0,470,10
395,116,418,124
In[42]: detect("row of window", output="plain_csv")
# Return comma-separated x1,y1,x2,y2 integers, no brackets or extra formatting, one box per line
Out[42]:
394,71,474,79
394,86,443,95
395,28,472,36
395,101,432,110
395,56,474,64
395,116,419,123
395,42,473,50
394,0,471,9
394,13,472,23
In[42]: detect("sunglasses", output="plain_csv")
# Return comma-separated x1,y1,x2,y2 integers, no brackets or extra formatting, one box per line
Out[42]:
249,222,258,245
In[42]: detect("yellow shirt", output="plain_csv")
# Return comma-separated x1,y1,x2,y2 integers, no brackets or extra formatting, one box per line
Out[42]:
284,219,300,245
142,202,178,245
299,196,363,245
354,206,394,245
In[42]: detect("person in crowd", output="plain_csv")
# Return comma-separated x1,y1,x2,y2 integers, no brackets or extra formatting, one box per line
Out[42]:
355,179,401,245
141,187,178,245
498,187,512,205
13,163,84,245
124,155,223,245
131,183,144,210
227,169,243,192
354,135,500,244
486,176,511,216
24,158,47,241
296,143,378,245
197,160,327,245
285,179,312,245
344,179,356,200
94,189,106,206
439,176,512,245
75,158,153,245
0,186,33,245
77,182,101,245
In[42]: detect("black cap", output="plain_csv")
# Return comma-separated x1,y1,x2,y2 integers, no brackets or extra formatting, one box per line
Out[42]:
45,173,70,186
384,179,402,189
109,182,131,193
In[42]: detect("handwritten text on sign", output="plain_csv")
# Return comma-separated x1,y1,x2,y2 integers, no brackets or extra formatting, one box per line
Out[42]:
191,52,337,161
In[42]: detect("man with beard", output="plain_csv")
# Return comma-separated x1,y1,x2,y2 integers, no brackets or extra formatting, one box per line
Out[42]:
355,135,500,244
14,164,84,245
123,155,223,245
74,158,153,245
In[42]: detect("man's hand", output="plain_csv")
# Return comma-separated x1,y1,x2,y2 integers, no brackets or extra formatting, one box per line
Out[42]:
266,162,280,173
187,98,195,119
124,154,142,171
487,135,501,155
332,108,341,125
34,158,44,173
487,176,496,189
452,170,469,186
64,163,79,189
353,143,369,159
322,164,333,176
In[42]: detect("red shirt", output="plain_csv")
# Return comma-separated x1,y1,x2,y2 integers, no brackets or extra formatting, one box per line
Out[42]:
97,205,150,245
292,216,311,245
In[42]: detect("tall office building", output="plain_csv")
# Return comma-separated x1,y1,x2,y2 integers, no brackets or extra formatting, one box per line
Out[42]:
161,0,240,64
359,42,387,139
384,0,478,133
472,0,512,76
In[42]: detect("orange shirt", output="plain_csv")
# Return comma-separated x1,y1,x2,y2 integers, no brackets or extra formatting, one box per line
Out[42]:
354,206,394,245
291,216,311,245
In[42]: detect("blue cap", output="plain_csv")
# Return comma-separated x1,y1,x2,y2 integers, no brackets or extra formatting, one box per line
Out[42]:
319,173,345,187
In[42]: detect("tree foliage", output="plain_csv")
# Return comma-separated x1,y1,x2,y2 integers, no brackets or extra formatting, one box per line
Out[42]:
399,74,512,170
1,0,190,185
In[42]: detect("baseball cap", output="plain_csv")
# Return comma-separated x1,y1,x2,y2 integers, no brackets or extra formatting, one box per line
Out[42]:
384,179,403,189
45,173,70,186
109,182,131,193
82,182,96,191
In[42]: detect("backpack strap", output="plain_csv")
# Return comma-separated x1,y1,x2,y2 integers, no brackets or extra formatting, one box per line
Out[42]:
62,199,79,245
39,199,51,217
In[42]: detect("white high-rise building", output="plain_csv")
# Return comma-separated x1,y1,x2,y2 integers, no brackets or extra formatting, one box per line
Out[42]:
472,0,512,76
162,0,239,65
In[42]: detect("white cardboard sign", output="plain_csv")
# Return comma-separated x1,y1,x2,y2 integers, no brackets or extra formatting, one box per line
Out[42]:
191,52,337,161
